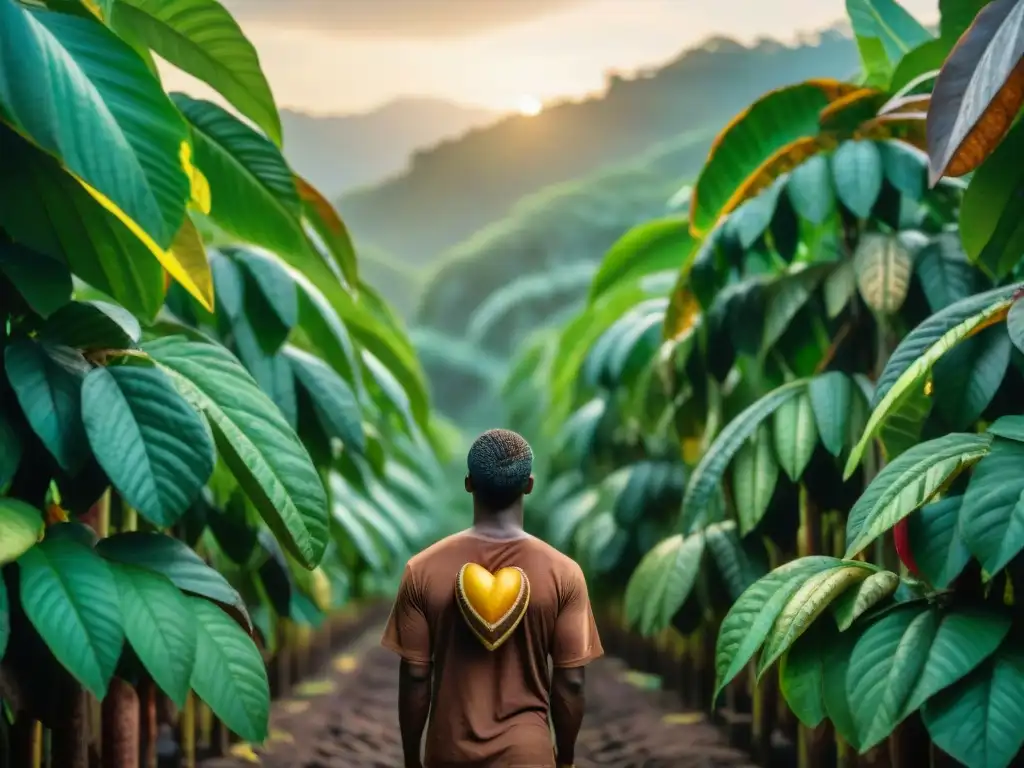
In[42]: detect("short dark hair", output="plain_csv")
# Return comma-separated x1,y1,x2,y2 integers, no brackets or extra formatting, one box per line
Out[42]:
467,429,533,508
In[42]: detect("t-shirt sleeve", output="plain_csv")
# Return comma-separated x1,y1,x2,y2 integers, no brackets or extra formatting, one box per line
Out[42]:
381,563,432,664
551,563,604,668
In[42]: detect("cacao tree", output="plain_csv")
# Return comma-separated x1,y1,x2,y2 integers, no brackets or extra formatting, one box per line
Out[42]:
0,0,443,765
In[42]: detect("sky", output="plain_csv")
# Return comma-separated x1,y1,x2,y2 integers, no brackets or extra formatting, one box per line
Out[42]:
161,0,941,116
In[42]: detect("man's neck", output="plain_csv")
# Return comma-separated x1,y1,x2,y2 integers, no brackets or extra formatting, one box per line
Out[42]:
471,505,525,538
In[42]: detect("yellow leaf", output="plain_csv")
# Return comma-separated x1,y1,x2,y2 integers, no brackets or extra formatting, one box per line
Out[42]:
81,0,104,20
168,216,214,312
293,679,335,697
267,729,293,744
662,712,705,725
180,141,211,216
333,654,357,674
228,743,261,763
309,567,332,612
75,178,214,312
280,700,310,715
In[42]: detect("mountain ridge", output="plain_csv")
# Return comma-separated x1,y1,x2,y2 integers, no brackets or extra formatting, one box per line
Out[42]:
281,97,498,198
336,27,862,267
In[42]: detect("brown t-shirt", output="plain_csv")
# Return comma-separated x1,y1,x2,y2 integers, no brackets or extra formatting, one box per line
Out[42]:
381,529,604,768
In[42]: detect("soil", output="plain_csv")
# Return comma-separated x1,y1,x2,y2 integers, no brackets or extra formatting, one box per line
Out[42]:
199,626,758,768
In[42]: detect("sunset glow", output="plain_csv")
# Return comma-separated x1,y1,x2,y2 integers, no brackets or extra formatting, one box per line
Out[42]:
517,95,543,116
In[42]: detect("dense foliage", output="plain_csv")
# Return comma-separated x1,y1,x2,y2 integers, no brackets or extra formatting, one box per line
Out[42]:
516,0,1024,765
0,0,446,760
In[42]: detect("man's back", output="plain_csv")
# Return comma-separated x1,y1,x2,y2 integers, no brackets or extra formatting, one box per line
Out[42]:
382,529,603,767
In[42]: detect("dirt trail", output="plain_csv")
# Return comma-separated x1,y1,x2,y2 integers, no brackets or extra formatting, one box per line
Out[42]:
201,626,757,768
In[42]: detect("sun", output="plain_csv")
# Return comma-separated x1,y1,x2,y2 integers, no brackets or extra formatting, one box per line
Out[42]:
516,95,543,117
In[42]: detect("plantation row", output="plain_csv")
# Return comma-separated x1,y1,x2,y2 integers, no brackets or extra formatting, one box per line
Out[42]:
512,1,1024,767
0,0,448,765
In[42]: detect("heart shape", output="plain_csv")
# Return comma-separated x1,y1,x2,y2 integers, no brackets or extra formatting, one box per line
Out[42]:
455,563,530,651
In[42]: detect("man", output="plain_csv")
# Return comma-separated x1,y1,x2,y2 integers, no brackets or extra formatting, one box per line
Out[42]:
382,429,603,768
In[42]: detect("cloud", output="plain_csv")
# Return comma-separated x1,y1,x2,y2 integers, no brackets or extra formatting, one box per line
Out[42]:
221,0,591,38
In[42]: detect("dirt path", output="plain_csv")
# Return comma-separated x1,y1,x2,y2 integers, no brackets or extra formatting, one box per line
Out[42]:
201,626,757,768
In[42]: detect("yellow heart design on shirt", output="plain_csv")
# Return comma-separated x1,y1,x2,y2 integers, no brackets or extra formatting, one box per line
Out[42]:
455,563,530,651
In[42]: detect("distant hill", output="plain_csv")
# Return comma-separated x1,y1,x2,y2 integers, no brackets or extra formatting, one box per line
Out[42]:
337,29,861,267
281,98,498,198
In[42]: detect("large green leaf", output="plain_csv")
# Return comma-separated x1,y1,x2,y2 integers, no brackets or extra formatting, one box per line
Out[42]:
958,118,1024,281
232,247,298,353
932,324,1010,429
959,437,1024,574
294,176,358,289
188,597,269,743
111,562,195,706
4,340,90,474
171,94,306,259
830,570,900,631
809,371,853,457
0,499,44,566
823,622,864,748
854,232,912,314
81,365,214,527
899,608,1010,720
110,0,281,145
733,425,779,535
922,644,1024,768
761,266,828,352
833,140,884,218
0,126,165,321
846,604,934,750
690,81,858,234
293,275,361,388
96,531,250,631
846,283,1021,477
0,243,71,319
144,336,328,567
907,495,971,588
713,556,843,699
786,154,835,224
589,218,694,303
1008,297,1024,354
845,432,992,556
759,565,871,676
39,300,141,351
638,533,706,635
847,604,1008,751
780,621,830,727
681,379,807,532
18,533,124,698
0,0,189,246
880,140,927,199
845,0,933,87
925,0,1024,183
773,392,818,481
228,314,297,430
704,520,767,601
939,0,995,42
914,232,981,312
284,346,364,454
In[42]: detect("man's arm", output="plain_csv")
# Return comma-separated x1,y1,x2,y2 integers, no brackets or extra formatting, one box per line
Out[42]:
550,666,585,767
398,660,432,768
381,564,433,768
549,563,604,767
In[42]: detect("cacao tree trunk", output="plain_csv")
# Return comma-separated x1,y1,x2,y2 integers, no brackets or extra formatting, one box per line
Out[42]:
101,678,138,768
50,673,88,768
